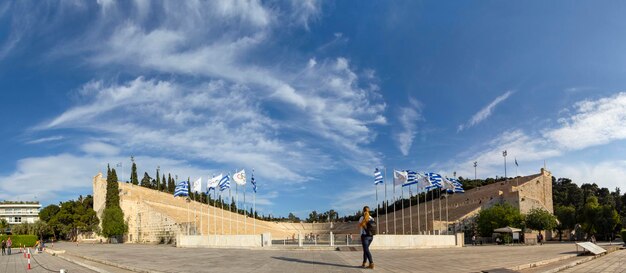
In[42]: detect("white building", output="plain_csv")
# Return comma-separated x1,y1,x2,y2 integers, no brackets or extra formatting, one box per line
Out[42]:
0,202,42,224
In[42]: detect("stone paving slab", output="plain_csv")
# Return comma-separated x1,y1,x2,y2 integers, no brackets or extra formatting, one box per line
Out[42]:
560,249,626,273
0,248,97,273
51,241,592,273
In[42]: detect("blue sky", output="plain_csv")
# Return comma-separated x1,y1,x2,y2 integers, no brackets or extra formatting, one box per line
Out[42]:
1,1,626,217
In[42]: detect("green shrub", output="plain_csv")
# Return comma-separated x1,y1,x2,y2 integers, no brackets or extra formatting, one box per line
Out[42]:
0,235,38,247
620,229,626,243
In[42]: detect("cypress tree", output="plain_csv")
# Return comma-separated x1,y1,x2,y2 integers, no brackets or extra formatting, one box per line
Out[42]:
156,168,161,191
162,174,167,192
130,162,139,185
167,174,175,193
106,168,120,207
102,167,126,238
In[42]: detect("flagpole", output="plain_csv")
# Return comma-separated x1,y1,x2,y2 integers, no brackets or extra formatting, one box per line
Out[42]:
430,190,435,235
384,168,388,234
244,181,247,234
445,192,449,235
253,169,256,235
401,184,405,235
408,185,413,235
393,174,396,234
375,181,380,235
236,182,239,235
424,189,428,232
221,193,224,234
214,190,217,236
438,190,442,235
229,186,232,235
416,183,420,234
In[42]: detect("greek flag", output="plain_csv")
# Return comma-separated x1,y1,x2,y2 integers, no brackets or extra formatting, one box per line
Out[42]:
374,168,383,185
174,180,189,197
402,170,418,187
425,172,443,190
219,175,231,191
449,177,465,193
251,173,257,193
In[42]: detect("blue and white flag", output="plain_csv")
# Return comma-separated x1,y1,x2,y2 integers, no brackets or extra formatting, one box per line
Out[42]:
449,177,465,193
219,175,231,191
402,170,418,187
174,180,189,197
374,168,384,185
425,172,443,190
251,172,257,193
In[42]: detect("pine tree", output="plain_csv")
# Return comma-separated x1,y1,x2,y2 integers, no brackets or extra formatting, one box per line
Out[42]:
130,162,139,185
140,172,152,188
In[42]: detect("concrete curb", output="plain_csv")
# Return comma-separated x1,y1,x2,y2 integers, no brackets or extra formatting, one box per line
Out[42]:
507,254,579,271
56,254,112,273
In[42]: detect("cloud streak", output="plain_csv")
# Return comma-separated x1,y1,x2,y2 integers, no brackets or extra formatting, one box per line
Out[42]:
458,90,513,132
394,98,423,156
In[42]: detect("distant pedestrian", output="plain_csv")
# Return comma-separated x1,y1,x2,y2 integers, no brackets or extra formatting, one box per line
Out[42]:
6,237,11,255
358,206,375,269
537,233,543,245
472,235,477,246
1,240,5,255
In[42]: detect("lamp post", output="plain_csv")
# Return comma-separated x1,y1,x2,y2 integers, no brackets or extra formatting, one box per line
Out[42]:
502,150,507,179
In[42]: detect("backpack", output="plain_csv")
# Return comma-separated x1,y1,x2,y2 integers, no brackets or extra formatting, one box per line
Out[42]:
366,218,377,236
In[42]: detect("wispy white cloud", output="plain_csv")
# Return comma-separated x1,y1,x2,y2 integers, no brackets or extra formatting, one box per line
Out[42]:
545,92,626,150
0,154,283,208
26,136,65,144
551,160,626,191
81,141,120,156
394,98,423,156
458,90,513,132
450,92,626,179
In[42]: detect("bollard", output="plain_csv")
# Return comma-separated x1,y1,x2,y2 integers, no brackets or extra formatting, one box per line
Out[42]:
28,253,31,270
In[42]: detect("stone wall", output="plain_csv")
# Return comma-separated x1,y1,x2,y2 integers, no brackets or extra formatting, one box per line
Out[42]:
93,169,554,244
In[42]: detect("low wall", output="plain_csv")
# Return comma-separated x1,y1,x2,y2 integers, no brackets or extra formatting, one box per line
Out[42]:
177,234,272,248
370,234,462,249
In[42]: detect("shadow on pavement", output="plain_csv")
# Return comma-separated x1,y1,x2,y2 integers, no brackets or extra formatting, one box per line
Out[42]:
272,256,363,269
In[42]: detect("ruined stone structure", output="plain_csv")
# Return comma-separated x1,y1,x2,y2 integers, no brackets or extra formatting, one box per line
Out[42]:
93,168,553,243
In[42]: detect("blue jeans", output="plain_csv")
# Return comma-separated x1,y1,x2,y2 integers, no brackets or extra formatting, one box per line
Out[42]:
361,235,373,264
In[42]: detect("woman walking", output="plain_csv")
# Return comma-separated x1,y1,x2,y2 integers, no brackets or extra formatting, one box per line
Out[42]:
358,206,375,269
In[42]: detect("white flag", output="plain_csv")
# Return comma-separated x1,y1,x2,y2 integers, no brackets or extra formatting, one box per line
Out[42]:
416,173,432,193
393,170,408,186
441,177,455,192
233,169,246,185
207,174,221,192
192,177,202,193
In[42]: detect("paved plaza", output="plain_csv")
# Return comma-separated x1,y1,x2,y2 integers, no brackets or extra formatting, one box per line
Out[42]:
0,248,97,273
2,242,623,273
51,242,624,273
